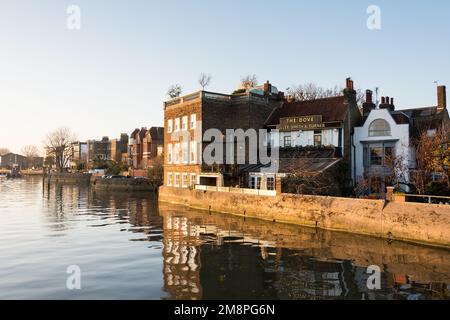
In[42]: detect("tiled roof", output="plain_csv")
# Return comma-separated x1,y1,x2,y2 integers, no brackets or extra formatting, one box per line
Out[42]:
265,96,347,126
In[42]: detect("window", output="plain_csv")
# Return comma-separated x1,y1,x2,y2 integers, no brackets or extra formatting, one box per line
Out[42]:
370,147,383,166
190,141,197,163
427,129,437,137
190,114,197,129
190,174,197,187
174,143,180,164
182,142,188,163
266,176,275,190
167,144,173,164
182,116,188,131
174,173,180,187
283,136,291,147
369,119,391,136
167,119,173,133
175,118,180,132
182,173,188,188
167,173,173,186
314,130,322,146
250,176,262,189
366,144,395,167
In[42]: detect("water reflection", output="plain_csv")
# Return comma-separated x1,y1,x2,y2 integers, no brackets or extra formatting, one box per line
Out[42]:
0,178,448,300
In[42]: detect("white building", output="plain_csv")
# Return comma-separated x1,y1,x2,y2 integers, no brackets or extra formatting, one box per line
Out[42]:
353,86,448,194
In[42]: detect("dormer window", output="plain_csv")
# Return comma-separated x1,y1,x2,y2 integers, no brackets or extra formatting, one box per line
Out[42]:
369,119,391,137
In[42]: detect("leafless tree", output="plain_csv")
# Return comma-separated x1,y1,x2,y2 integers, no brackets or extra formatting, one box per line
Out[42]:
286,83,364,107
43,127,77,172
240,74,258,90
198,73,212,90
0,148,10,156
21,145,40,169
167,84,182,99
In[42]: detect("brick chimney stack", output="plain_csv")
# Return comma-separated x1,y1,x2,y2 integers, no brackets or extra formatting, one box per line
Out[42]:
362,89,376,121
380,96,395,112
346,77,354,91
365,90,373,104
437,85,447,112
263,81,272,95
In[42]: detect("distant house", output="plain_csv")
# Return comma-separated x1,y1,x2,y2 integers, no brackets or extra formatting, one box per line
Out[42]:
0,153,27,169
129,127,164,169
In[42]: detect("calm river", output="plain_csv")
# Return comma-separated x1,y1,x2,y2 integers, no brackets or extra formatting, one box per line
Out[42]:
0,177,449,300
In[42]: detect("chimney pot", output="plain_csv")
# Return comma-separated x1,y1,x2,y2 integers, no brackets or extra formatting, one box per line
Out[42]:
381,97,386,104
386,96,390,104
390,98,394,105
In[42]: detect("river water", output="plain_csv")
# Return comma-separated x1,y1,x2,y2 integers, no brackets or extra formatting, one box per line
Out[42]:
0,177,449,300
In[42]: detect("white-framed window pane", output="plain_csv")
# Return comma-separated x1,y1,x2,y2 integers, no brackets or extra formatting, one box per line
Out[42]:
182,116,188,131
174,173,180,187
174,143,180,163
167,144,173,164
175,118,180,132
167,119,173,133
190,174,196,186
182,142,188,163
190,141,197,163
182,173,188,188
167,173,173,186
190,114,197,129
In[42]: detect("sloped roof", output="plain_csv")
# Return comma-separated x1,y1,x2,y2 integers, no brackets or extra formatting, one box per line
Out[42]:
266,96,348,126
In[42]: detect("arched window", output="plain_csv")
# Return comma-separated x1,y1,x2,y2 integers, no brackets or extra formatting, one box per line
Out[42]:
369,119,391,136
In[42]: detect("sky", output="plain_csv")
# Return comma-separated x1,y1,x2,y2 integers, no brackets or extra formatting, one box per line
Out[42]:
0,0,449,154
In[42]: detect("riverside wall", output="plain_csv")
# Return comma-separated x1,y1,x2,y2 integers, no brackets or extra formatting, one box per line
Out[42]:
158,186,450,248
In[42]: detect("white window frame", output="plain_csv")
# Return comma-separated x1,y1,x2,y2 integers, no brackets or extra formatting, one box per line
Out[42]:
174,173,180,187
167,172,173,186
167,119,173,133
190,141,197,164
182,142,188,164
182,116,188,131
182,173,188,188
174,143,180,164
190,114,197,129
174,118,180,132
190,173,197,187
167,143,173,164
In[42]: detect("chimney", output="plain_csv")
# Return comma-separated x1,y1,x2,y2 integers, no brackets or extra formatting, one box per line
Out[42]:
390,97,394,105
365,90,373,103
437,85,447,112
346,77,354,91
381,97,386,104
263,81,272,95
362,89,376,120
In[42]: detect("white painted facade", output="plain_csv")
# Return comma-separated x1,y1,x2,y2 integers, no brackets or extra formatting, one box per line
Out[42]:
269,128,342,149
353,108,413,191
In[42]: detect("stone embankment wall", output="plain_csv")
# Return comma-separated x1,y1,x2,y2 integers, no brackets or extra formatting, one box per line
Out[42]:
48,173,92,184
92,177,158,192
159,186,450,248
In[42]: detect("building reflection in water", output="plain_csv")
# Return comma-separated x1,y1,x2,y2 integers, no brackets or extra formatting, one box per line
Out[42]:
38,181,449,300
160,203,450,300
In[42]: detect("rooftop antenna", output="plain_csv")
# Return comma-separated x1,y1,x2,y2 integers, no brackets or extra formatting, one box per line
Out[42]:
434,80,440,86
375,87,380,109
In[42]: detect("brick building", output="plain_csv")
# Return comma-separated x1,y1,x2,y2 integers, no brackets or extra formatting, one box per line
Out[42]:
86,134,128,168
129,127,164,169
164,82,284,189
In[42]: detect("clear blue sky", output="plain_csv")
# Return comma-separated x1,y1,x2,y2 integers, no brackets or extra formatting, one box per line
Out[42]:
1,0,449,153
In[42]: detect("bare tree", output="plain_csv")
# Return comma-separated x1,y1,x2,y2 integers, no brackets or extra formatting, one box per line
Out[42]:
240,74,258,90
198,73,212,90
286,83,365,107
21,145,40,169
0,148,10,156
167,84,182,99
43,127,77,172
